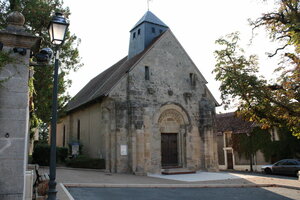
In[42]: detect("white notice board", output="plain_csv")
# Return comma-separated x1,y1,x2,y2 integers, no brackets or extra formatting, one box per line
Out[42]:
120,145,127,156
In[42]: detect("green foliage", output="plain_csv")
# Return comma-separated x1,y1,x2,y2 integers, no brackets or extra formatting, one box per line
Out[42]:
0,51,13,69
38,123,49,143
0,0,82,139
57,147,68,162
232,127,271,160
249,0,300,55
261,128,300,162
32,143,69,166
0,51,15,85
214,32,264,110
214,31,300,137
32,143,50,166
28,155,33,164
214,0,300,137
65,155,105,169
232,127,300,164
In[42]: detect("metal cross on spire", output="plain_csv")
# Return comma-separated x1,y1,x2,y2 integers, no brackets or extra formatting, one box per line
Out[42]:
147,0,153,11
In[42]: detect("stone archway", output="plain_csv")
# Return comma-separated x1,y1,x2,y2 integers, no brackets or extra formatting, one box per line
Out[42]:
156,104,190,168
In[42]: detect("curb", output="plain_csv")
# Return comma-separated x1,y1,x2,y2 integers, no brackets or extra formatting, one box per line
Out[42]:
63,183,300,190
60,183,75,200
39,166,106,172
275,184,300,191
63,183,277,188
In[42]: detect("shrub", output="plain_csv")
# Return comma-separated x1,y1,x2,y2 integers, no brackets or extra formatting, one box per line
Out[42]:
32,144,50,166
32,144,69,166
66,155,105,169
57,147,68,162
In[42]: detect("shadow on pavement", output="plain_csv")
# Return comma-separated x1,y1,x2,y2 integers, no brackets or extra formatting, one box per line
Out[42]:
223,170,298,180
67,187,294,200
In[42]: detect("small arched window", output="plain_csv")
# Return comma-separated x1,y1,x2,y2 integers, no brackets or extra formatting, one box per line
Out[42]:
189,73,196,87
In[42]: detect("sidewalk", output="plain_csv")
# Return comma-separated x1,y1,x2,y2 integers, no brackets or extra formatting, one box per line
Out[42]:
39,167,300,200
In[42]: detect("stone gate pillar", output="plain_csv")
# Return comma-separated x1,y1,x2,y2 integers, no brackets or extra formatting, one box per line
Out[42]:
0,11,40,200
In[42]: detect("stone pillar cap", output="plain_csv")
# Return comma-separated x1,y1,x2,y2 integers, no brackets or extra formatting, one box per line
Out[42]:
0,11,41,53
7,11,25,26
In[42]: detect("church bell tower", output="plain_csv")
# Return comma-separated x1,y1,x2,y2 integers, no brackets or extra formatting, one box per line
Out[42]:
128,11,169,59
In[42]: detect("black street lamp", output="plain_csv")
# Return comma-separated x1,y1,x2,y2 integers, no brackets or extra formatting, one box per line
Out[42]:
47,12,69,200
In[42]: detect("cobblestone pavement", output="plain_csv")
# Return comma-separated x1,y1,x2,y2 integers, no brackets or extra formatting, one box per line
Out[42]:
39,167,300,200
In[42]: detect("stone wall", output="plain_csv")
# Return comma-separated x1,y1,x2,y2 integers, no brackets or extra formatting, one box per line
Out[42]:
0,46,30,200
58,98,128,173
110,30,218,174
60,30,218,174
59,101,108,157
0,11,39,199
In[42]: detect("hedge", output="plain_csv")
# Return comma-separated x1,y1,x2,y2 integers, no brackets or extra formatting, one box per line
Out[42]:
32,143,68,166
58,147,68,162
65,155,105,169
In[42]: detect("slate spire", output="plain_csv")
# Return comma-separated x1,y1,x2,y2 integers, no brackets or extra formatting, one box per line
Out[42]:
128,11,169,59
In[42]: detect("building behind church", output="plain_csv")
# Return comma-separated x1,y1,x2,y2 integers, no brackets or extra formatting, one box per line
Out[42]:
57,11,219,174
215,112,280,172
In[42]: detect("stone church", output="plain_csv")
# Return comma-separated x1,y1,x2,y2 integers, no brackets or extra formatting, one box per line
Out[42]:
57,11,219,174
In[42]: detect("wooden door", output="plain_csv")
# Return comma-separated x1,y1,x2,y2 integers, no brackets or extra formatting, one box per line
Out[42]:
227,151,233,169
161,133,178,167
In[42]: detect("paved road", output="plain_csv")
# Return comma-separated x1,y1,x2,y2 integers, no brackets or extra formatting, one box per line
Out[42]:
38,167,300,200
67,187,295,200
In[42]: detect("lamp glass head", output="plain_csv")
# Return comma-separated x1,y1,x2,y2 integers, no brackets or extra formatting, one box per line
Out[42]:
48,12,69,45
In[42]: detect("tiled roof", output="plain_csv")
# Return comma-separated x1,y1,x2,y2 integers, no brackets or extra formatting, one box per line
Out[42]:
131,11,168,31
66,33,165,112
215,112,256,133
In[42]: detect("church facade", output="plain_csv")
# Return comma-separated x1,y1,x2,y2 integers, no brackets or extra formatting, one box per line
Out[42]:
57,11,219,174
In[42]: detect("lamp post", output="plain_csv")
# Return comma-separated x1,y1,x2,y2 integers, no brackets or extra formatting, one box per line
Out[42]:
47,12,69,200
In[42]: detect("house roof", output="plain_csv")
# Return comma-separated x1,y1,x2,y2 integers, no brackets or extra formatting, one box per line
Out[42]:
66,32,166,112
131,11,168,31
215,112,256,133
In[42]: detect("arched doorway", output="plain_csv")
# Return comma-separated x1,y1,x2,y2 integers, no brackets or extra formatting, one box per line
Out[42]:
157,105,189,168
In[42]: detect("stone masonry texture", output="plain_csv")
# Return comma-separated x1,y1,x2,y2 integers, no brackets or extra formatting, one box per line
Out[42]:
0,11,40,200
58,30,219,175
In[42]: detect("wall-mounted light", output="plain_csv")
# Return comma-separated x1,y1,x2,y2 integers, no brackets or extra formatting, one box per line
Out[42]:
13,47,26,56
35,48,53,63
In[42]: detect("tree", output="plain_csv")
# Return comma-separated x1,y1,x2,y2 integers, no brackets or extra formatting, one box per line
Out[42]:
214,0,300,138
0,0,82,142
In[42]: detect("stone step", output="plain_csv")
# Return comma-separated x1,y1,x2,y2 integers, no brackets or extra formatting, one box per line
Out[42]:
161,168,196,175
